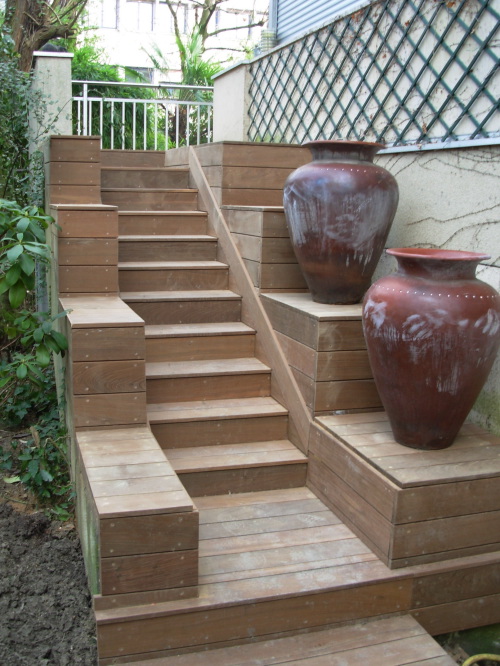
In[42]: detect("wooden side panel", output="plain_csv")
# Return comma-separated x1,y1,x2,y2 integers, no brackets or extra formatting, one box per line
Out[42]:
71,327,145,362
58,238,118,266
72,360,145,395
57,209,118,238
50,136,101,163
74,392,147,428
59,265,119,294
50,161,100,185
49,184,101,204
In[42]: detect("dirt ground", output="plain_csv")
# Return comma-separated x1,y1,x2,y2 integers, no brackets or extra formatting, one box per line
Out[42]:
0,490,98,665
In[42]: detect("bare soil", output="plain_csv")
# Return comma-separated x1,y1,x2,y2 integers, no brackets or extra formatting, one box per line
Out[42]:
0,486,97,665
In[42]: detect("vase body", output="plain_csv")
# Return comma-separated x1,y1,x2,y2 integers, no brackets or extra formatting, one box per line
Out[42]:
283,140,399,304
362,248,500,450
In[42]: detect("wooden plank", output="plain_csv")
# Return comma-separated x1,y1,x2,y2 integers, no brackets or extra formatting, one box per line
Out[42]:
178,462,307,497
219,188,285,207
94,586,198,611
261,263,307,290
50,136,100,162
261,237,296,263
71,327,145,362
122,616,448,666
146,373,270,403
219,165,298,190
168,446,306,473
62,296,144,327
58,238,118,266
193,487,317,510
73,392,147,428
100,511,199,556
195,142,310,168
72,359,145,395
314,377,381,412
91,475,183,498
145,331,255,362
396,475,500,523
86,462,174,482
392,510,500,560
59,265,118,294
95,491,193,518
50,184,101,204
413,559,500,607
413,592,500,635
101,550,198,594
50,161,100,185
224,207,288,237
309,424,397,521
198,496,327,523
55,208,118,239
231,232,262,261
97,580,412,658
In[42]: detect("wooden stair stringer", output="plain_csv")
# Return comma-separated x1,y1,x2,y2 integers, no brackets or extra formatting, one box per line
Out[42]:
187,146,312,455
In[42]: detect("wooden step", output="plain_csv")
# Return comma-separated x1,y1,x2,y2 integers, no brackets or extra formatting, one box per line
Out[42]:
94,487,426,663
145,358,271,403
165,440,307,496
101,188,198,211
121,615,455,665
118,261,229,291
118,211,208,236
145,322,256,362
118,235,217,262
121,289,242,325
148,396,289,448
101,166,190,189
101,149,166,167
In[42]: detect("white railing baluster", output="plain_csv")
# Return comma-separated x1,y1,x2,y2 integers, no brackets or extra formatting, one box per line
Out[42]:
72,80,213,150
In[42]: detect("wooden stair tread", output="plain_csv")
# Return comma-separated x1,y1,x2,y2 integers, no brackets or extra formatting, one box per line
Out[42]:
102,166,189,172
118,211,206,216
147,396,288,423
121,289,241,302
102,187,198,193
118,261,227,270
119,235,216,241
166,440,306,472
146,357,270,379
145,322,254,338
123,615,454,665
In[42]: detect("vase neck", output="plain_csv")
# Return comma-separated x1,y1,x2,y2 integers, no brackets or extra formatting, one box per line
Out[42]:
388,249,489,281
305,140,382,163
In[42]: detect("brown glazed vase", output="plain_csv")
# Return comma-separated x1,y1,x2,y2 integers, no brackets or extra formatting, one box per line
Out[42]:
362,248,500,450
283,140,399,304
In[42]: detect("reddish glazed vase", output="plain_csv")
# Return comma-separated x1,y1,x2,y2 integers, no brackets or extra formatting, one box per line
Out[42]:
362,248,500,450
283,140,399,304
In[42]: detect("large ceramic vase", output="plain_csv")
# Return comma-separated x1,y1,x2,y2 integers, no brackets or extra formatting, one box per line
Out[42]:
362,248,500,450
283,140,399,304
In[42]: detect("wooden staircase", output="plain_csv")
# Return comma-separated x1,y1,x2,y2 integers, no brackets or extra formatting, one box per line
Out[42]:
48,140,500,665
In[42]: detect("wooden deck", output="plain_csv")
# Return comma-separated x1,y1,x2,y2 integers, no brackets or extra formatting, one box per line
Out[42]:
48,138,500,664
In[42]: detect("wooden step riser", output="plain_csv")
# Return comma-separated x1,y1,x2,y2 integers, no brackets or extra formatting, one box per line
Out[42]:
119,268,228,292
146,373,271,404
102,170,190,189
119,214,208,236
97,580,408,662
101,191,198,211
125,300,241,325
101,150,166,167
145,334,256,362
177,463,307,497
151,415,289,449
118,241,217,263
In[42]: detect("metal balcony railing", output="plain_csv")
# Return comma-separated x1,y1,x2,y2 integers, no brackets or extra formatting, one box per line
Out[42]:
72,80,214,150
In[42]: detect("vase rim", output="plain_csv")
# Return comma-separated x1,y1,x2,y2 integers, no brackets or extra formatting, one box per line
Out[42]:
387,247,491,262
303,139,385,150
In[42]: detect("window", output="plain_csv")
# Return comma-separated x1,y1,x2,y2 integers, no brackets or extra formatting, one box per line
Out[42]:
125,67,154,83
94,0,118,28
125,0,154,32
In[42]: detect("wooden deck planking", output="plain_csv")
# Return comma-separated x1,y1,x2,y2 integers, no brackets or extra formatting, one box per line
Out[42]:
125,615,454,665
318,412,500,487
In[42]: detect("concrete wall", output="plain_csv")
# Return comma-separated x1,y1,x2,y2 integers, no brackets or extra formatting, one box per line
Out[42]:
374,145,500,434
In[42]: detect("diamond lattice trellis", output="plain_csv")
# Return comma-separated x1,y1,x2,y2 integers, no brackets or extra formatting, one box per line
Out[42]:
248,0,500,146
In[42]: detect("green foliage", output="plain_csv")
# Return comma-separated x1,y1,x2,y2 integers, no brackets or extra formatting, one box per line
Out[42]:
1,388,73,519
0,199,68,422
0,23,50,205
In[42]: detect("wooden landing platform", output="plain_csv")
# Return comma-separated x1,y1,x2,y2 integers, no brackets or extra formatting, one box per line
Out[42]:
128,615,455,665
96,487,500,663
312,412,500,568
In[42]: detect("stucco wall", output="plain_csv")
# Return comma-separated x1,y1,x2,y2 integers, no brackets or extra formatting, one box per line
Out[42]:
374,146,500,434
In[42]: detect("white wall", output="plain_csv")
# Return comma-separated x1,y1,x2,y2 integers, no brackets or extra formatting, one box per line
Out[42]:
375,146,500,434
